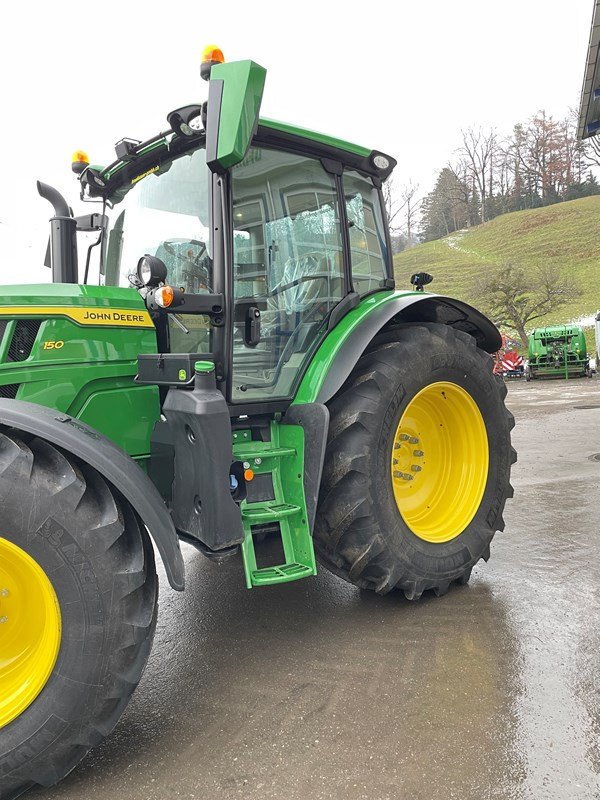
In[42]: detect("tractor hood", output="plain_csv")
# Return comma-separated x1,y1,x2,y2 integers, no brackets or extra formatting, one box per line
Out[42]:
0,284,158,454
0,284,153,330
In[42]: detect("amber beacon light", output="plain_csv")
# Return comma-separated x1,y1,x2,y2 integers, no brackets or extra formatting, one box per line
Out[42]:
201,44,225,80
71,150,90,175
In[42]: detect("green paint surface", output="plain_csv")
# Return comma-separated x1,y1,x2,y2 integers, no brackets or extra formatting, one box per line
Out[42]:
260,118,371,158
233,422,316,588
212,60,267,169
0,283,152,308
293,290,419,405
528,324,589,378
0,285,159,457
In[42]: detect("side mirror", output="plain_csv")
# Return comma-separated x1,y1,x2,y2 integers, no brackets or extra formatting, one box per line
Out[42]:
410,272,433,292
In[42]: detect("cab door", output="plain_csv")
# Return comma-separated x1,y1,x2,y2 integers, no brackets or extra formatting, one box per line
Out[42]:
229,146,345,403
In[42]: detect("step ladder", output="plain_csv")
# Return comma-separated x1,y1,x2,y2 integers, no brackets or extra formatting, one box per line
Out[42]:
232,425,317,588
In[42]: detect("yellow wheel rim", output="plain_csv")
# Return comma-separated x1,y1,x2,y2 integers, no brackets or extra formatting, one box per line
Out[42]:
0,537,61,728
391,381,489,543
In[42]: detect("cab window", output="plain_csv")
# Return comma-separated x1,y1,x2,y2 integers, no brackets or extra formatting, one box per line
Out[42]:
231,147,345,402
103,145,212,354
343,170,388,295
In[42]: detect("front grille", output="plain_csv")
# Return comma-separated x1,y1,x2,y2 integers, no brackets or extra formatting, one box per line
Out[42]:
8,320,42,362
0,384,20,399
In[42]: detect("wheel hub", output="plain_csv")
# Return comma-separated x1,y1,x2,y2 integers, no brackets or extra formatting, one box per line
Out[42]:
0,537,61,728
391,381,489,543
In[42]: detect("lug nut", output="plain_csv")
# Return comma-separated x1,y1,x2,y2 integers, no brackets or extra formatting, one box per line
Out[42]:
393,470,413,481
413,450,424,457
0,588,8,597
0,616,7,624
399,434,410,441
411,465,422,472
409,437,419,444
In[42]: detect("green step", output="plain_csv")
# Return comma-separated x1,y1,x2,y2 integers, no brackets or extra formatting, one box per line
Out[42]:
250,563,315,586
235,446,296,461
234,422,317,589
241,503,301,522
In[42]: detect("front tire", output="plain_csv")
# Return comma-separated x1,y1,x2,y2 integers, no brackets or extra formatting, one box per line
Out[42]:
314,323,516,599
0,431,158,800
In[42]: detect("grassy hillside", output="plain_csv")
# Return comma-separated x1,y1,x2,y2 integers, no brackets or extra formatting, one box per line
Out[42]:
394,197,600,342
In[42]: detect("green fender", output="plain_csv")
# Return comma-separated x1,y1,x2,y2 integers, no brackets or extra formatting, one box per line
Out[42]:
0,398,184,590
293,290,501,406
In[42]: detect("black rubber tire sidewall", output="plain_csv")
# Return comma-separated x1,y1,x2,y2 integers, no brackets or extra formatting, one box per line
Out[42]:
0,434,158,798
374,332,511,572
314,324,515,595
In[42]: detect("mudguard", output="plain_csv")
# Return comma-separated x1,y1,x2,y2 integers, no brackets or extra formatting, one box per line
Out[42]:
0,398,185,591
294,291,502,406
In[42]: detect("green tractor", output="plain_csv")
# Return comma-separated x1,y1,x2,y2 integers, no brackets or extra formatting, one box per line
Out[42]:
526,324,591,380
0,47,515,798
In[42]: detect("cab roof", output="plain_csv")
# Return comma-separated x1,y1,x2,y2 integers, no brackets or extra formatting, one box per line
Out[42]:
259,118,371,158
89,117,395,198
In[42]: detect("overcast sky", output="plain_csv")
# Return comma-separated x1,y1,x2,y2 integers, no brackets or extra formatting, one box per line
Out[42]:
0,0,593,283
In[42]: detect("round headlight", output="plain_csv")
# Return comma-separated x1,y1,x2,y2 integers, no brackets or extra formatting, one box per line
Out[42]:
373,154,390,170
136,255,167,287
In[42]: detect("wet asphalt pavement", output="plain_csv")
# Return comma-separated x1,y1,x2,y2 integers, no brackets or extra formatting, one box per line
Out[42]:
32,378,600,800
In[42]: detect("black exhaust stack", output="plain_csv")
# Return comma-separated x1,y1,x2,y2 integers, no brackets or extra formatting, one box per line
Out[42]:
37,181,78,284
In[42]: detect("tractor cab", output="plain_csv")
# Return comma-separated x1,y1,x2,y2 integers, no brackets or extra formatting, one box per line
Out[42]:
67,55,396,408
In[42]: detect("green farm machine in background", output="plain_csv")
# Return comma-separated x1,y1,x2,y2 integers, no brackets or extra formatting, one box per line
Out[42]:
0,46,515,798
526,324,591,380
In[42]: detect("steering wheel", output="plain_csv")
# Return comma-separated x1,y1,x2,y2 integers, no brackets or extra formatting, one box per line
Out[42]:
163,239,207,268
269,271,333,297
268,252,331,297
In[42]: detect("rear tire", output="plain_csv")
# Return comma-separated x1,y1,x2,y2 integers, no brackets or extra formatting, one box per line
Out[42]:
0,431,158,799
314,323,515,599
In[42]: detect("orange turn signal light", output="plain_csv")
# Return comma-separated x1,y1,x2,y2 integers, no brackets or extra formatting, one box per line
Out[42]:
244,468,255,482
155,286,174,308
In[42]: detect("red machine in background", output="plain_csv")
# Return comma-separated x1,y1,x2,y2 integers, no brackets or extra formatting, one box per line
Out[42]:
493,333,524,379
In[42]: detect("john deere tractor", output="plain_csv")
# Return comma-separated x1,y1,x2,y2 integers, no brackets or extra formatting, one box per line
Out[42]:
0,47,515,798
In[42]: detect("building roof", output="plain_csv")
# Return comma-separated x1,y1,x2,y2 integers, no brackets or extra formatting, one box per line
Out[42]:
578,0,600,139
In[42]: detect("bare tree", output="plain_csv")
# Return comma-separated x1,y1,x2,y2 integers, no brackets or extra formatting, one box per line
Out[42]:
399,181,420,245
584,133,600,171
471,261,582,345
382,178,403,234
448,160,477,226
383,178,421,248
458,127,498,223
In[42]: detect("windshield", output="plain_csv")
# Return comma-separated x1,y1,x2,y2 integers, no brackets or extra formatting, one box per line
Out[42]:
102,144,212,292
